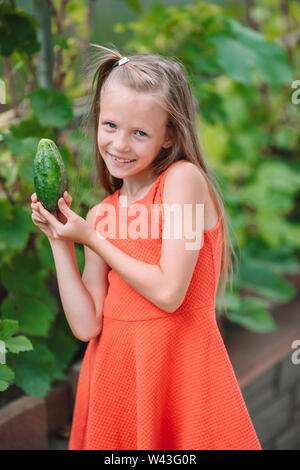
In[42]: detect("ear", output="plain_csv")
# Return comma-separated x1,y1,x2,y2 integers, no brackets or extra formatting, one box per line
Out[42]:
162,125,176,149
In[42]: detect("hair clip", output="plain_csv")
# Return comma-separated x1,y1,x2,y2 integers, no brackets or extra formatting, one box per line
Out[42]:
118,57,129,66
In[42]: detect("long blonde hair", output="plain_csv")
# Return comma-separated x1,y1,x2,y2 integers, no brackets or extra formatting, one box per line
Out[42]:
84,43,240,315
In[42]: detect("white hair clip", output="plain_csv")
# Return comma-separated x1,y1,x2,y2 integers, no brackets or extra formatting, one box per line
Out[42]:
118,57,129,66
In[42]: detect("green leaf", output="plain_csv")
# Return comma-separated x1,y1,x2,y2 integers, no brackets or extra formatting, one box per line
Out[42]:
28,89,73,128
2,293,55,337
0,160,18,187
183,38,223,75
48,329,78,382
239,254,296,302
208,34,255,84
2,251,45,294
0,319,33,355
10,117,52,140
255,213,300,248
208,19,292,85
3,133,39,158
241,181,295,214
0,204,32,250
225,17,293,84
35,235,56,275
250,247,300,275
5,335,33,354
192,82,227,124
228,296,276,332
19,155,34,184
0,319,19,340
13,342,56,398
0,364,15,391
225,17,266,46
256,162,300,193
272,126,297,150
1,253,59,320
0,5,40,57
283,223,300,248
250,40,292,84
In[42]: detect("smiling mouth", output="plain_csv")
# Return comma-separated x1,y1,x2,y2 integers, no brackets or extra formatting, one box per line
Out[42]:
110,154,136,163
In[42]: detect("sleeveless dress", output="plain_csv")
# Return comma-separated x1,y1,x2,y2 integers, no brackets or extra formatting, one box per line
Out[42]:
68,160,262,450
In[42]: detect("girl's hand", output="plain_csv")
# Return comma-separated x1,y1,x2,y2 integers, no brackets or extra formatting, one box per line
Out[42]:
32,192,93,245
31,190,72,217
31,191,72,241
31,193,59,240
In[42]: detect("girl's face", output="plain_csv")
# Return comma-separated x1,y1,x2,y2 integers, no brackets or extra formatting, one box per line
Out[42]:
97,80,173,180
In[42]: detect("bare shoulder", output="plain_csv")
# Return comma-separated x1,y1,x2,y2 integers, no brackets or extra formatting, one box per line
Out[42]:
163,160,219,230
163,160,208,202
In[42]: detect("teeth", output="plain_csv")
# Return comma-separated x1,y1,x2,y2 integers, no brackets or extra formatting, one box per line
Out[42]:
112,155,135,163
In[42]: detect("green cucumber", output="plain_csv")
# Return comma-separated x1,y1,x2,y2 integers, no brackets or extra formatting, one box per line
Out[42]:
33,138,68,212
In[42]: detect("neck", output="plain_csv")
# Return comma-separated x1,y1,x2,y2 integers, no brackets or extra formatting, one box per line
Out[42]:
120,172,157,199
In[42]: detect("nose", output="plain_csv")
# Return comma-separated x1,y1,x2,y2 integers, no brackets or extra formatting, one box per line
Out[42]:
113,131,131,153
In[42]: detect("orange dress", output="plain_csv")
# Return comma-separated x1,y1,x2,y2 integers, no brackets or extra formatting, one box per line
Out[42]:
68,160,262,450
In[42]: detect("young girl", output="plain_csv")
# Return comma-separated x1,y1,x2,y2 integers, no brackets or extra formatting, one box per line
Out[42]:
31,45,262,451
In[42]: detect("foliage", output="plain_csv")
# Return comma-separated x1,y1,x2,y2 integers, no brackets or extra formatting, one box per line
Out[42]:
28,89,73,127
0,4,40,57
115,0,300,332
0,0,102,397
0,319,33,391
0,0,144,398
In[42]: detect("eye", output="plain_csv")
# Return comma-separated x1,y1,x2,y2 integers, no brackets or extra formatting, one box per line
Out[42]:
104,122,147,137
104,122,116,129
136,130,147,137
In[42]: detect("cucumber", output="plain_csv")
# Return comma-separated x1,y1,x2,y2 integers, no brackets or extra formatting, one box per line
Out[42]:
33,138,68,212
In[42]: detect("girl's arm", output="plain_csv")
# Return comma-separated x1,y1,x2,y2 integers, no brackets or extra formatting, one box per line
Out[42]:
49,204,109,341
86,163,208,312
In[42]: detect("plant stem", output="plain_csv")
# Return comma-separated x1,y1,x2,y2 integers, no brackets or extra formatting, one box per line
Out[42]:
34,0,54,89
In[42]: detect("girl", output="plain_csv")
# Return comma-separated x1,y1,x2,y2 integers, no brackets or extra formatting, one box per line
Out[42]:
31,45,262,451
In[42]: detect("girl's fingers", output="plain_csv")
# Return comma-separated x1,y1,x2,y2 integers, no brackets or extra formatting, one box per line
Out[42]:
32,210,48,223
38,202,62,229
31,202,40,212
64,191,72,205
31,212,49,225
